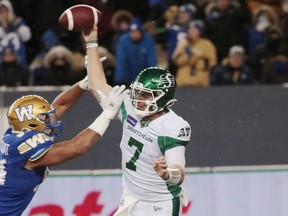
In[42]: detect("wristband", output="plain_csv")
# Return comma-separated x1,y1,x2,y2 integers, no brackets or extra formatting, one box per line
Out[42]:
165,167,181,185
86,40,98,49
87,40,98,44
86,43,98,49
88,113,110,136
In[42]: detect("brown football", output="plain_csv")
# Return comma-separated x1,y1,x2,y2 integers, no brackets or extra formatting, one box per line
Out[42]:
58,4,102,32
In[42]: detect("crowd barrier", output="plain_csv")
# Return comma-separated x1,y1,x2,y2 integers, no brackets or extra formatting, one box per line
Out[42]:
1,85,288,168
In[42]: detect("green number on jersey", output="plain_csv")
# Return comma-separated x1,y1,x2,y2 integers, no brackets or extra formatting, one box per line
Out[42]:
126,137,144,171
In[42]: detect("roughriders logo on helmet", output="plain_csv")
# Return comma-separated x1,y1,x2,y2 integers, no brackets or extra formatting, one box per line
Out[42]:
158,73,176,89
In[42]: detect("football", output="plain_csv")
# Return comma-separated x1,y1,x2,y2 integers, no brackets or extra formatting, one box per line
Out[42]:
58,4,102,32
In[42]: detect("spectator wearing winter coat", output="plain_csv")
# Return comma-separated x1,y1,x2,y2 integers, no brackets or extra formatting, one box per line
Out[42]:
29,29,61,85
0,43,31,86
249,26,286,81
204,0,248,63
211,45,255,85
113,18,157,86
40,45,74,86
165,3,198,75
247,4,279,54
110,10,134,54
0,0,31,65
172,20,217,87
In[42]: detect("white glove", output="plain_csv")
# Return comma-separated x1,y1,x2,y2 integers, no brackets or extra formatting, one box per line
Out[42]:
97,85,128,120
79,56,108,90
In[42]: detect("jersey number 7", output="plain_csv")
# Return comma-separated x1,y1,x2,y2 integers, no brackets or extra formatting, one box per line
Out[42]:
126,137,143,171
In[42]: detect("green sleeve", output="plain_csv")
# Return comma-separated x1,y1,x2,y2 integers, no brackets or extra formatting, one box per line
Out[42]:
157,136,189,154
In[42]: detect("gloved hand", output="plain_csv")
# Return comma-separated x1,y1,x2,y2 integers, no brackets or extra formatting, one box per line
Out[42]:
79,56,108,90
97,85,128,120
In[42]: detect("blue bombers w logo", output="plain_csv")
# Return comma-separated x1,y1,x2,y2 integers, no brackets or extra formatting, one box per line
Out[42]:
14,105,33,122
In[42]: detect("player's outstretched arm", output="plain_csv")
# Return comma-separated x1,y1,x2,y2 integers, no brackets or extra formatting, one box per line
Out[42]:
82,25,112,102
51,82,87,119
24,85,128,169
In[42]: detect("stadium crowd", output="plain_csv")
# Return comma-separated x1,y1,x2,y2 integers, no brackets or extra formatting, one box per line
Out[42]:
0,0,288,87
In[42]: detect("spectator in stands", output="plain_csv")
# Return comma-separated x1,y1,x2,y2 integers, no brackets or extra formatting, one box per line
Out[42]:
279,0,288,51
248,0,283,16
164,4,179,29
0,0,31,65
211,45,255,85
165,3,198,75
110,10,134,54
29,29,61,85
259,13,288,84
172,20,217,87
40,45,74,86
261,54,288,84
249,25,286,81
109,0,151,23
113,17,157,86
247,4,279,54
0,43,31,87
204,0,248,63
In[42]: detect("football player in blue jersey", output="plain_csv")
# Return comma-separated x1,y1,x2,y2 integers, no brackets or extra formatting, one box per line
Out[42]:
0,81,127,215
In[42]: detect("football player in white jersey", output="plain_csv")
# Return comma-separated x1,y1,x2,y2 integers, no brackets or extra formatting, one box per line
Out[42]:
83,25,191,216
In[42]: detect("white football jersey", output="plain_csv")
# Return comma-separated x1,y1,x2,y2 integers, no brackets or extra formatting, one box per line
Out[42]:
118,96,191,202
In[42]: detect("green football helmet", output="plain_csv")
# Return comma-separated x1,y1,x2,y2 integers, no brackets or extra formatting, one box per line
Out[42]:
129,67,177,118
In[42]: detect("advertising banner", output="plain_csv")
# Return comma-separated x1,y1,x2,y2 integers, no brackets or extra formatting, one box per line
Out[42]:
23,170,288,216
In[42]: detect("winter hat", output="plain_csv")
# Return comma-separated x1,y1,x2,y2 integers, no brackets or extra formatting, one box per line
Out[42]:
229,45,245,56
129,18,143,31
111,10,134,31
43,45,73,67
0,0,14,20
179,4,197,19
40,30,60,52
188,20,205,34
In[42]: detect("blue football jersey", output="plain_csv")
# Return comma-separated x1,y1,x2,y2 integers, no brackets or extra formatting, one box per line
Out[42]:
0,128,54,216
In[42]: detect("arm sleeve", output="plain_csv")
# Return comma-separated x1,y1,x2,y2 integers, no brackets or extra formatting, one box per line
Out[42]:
165,146,186,168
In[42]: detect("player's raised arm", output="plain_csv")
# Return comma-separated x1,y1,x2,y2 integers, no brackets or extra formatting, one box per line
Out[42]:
82,25,112,102
51,82,86,119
